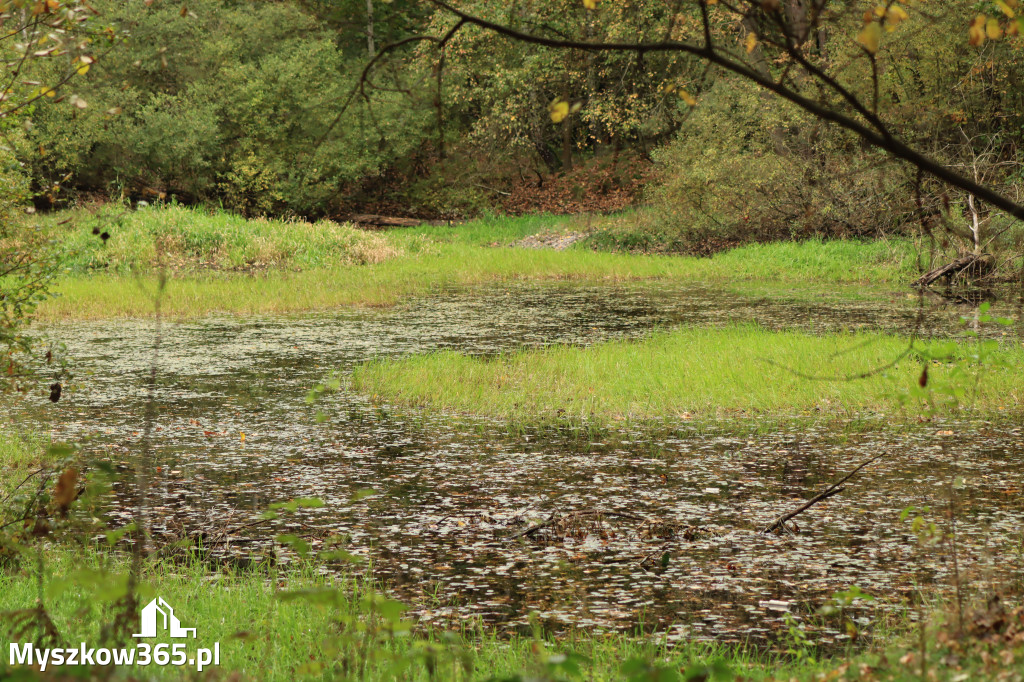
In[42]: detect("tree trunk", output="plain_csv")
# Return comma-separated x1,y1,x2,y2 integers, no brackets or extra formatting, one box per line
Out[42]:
562,112,573,172
785,0,809,45
366,0,375,58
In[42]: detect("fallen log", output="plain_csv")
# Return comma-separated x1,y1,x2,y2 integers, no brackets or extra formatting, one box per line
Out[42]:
345,214,454,229
762,454,884,534
914,253,995,287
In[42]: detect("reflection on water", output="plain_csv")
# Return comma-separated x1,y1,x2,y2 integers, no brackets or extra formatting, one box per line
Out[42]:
7,282,1024,646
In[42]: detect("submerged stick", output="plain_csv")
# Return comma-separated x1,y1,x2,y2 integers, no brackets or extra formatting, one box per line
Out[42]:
761,454,884,534
511,509,645,540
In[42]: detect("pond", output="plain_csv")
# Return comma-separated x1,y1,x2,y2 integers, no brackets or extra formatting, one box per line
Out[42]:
9,282,1024,647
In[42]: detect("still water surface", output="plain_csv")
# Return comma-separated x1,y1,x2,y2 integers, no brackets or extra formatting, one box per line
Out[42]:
11,282,1024,646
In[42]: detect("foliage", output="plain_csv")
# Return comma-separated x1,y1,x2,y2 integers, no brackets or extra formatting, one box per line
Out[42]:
15,204,403,274
420,0,698,172
26,0,432,216
649,79,914,249
0,0,112,393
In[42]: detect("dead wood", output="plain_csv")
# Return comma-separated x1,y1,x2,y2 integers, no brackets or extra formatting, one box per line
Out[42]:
511,509,645,540
761,454,884,534
914,253,995,287
345,214,454,229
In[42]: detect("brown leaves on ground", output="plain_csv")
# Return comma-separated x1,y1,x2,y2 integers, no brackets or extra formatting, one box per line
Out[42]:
500,152,652,216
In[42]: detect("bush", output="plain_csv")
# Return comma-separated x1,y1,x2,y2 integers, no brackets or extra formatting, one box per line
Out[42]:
17,204,402,274
644,78,917,253
26,0,432,217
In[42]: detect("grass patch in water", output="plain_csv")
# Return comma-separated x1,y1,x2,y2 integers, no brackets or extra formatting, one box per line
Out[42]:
351,326,1024,425
16,206,918,319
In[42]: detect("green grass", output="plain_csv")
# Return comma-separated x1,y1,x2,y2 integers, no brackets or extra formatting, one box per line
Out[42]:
1,549,1020,681
0,549,794,682
8,205,919,319
351,326,1024,425
0,429,52,497
15,205,403,273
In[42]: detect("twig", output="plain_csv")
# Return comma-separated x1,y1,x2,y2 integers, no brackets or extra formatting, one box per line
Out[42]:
762,454,884,534
0,467,45,507
511,509,645,539
471,183,511,196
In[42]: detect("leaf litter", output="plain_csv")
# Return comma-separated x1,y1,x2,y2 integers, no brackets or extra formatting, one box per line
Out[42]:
7,282,1024,650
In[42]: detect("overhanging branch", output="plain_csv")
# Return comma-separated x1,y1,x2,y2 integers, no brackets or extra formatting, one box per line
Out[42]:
428,0,1024,222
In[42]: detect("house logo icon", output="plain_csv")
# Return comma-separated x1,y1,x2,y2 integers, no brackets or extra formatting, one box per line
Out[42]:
133,597,197,639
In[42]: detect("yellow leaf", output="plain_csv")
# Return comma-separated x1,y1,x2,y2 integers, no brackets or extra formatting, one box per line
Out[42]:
745,32,758,53
995,0,1015,18
549,99,569,123
873,5,886,18
857,21,881,54
42,87,56,97
969,14,987,45
886,4,908,30
582,0,596,9
986,16,1003,39
679,89,697,107
76,63,90,75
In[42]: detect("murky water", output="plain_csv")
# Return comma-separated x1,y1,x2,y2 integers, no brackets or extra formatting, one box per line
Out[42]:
7,282,1024,647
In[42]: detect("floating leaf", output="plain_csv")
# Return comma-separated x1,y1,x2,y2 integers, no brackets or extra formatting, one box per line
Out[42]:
744,32,758,53
582,0,597,9
678,89,697,106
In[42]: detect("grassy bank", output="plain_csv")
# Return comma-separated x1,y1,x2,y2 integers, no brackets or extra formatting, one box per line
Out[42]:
351,326,1024,425
0,429,53,497
9,205,919,319
0,550,791,682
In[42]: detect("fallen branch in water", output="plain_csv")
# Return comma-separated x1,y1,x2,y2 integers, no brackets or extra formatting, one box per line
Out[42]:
511,509,645,540
762,454,884,535
914,253,995,287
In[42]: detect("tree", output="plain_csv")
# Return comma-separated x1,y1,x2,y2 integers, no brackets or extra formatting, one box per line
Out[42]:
1,0,112,390
371,0,1023,224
